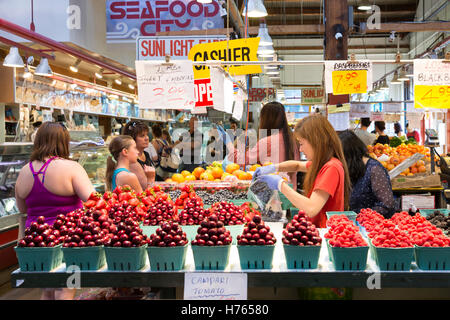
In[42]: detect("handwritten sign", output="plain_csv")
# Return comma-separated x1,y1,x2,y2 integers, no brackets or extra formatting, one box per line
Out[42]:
414,59,450,109
136,60,195,110
370,112,384,121
325,60,373,95
383,102,403,113
184,273,247,300
136,36,226,60
350,103,371,118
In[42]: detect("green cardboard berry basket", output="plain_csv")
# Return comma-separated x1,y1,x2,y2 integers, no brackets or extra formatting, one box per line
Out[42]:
191,245,231,270
325,239,333,261
326,211,357,223
180,225,200,242
225,224,244,245
330,245,369,271
283,244,321,269
418,209,449,217
140,224,159,237
147,244,188,271
230,199,250,206
237,245,275,270
62,246,105,271
15,245,63,272
414,245,450,270
369,239,414,271
104,245,148,271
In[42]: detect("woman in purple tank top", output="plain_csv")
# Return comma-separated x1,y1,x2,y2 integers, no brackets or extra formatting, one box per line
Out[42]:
15,122,95,300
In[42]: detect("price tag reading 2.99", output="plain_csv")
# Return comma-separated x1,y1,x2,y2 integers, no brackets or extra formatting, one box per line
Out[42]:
332,70,367,95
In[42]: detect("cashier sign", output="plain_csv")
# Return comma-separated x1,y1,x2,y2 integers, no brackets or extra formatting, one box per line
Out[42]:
188,37,262,107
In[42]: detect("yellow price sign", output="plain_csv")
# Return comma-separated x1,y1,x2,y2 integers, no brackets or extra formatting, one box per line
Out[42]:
414,85,450,109
332,70,367,95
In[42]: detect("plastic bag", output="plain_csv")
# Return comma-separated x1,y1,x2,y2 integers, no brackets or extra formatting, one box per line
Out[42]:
247,179,285,222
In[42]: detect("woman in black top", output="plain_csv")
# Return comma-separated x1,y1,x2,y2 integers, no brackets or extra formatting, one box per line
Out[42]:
374,121,390,145
122,121,155,189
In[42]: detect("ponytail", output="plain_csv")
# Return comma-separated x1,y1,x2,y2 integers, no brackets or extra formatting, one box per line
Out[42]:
106,156,117,191
106,135,134,191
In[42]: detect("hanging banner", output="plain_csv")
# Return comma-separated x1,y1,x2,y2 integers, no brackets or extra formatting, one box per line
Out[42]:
383,102,403,113
135,60,195,110
414,59,450,109
350,103,372,118
136,35,226,60
188,37,262,79
324,60,373,95
301,87,325,104
106,0,224,43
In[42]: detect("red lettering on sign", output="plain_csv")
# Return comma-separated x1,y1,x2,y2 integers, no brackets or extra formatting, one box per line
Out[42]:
110,1,126,19
195,79,213,107
142,1,155,19
169,1,186,18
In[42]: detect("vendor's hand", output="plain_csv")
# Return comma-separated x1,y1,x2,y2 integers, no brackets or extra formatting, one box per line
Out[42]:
257,174,284,191
144,165,155,182
253,164,276,181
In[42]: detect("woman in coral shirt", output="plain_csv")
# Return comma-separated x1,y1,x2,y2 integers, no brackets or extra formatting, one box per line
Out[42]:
254,114,351,228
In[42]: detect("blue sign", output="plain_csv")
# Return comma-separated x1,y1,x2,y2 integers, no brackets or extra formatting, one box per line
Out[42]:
106,0,224,43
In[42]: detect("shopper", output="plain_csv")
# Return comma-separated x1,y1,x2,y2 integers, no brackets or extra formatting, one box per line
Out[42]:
253,114,351,228
223,101,300,186
179,116,204,172
354,117,376,146
394,122,404,138
122,121,155,189
406,122,421,143
106,135,142,193
339,130,396,218
374,121,390,145
15,122,95,300
150,124,179,181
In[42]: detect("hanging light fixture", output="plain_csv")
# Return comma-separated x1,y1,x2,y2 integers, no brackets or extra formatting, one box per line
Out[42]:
380,78,389,90
23,66,32,79
252,74,260,80
115,77,122,85
257,43,275,56
256,23,272,46
95,68,104,79
70,59,81,73
391,71,401,84
35,58,52,76
3,47,24,68
266,69,279,75
406,65,414,78
242,0,268,18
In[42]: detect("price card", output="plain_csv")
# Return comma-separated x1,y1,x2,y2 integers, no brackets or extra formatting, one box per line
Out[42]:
332,70,367,95
184,273,247,300
135,60,195,110
414,85,450,109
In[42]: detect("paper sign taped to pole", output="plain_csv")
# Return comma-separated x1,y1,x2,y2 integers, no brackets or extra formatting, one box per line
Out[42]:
414,59,450,109
136,60,195,110
325,60,373,95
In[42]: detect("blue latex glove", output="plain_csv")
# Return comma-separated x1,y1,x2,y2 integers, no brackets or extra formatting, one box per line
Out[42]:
257,174,284,191
222,156,232,172
215,124,232,145
252,164,276,181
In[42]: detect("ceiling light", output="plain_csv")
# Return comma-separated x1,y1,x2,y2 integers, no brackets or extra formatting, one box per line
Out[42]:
51,80,57,86
264,64,278,70
95,68,104,79
252,74,260,80
70,59,81,73
357,3,372,11
35,58,52,76
257,44,275,56
70,83,77,90
3,47,24,68
242,0,268,18
266,70,279,75
128,83,135,90
115,77,122,85
256,23,272,46
197,0,212,3
391,71,401,84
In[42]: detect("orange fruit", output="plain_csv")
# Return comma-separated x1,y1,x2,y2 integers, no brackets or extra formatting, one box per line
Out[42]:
233,170,245,178
185,175,196,181
410,167,418,174
192,167,205,179
418,165,426,173
390,157,400,165
226,163,240,174
165,178,174,183
249,164,261,172
407,173,414,176
416,160,425,167
211,167,224,179
402,168,410,175
386,164,395,171
181,170,191,178
172,173,185,183
200,172,214,181
243,172,253,180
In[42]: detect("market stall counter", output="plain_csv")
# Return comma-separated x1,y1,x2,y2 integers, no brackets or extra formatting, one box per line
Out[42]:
10,223,450,290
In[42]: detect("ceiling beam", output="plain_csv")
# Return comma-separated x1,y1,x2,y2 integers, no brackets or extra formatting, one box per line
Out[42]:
274,44,410,51
228,0,245,37
156,28,233,36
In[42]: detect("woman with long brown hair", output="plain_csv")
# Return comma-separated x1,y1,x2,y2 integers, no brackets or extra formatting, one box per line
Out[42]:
225,101,300,186
15,122,95,299
254,114,351,228
106,135,143,193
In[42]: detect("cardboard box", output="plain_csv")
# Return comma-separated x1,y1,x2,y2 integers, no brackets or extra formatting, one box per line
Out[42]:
391,174,442,189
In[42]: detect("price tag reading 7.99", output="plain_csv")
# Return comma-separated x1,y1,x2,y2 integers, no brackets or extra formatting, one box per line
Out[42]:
415,85,450,109
332,70,367,95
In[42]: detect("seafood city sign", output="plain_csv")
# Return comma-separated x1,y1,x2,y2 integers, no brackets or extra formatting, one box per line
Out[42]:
106,0,224,43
